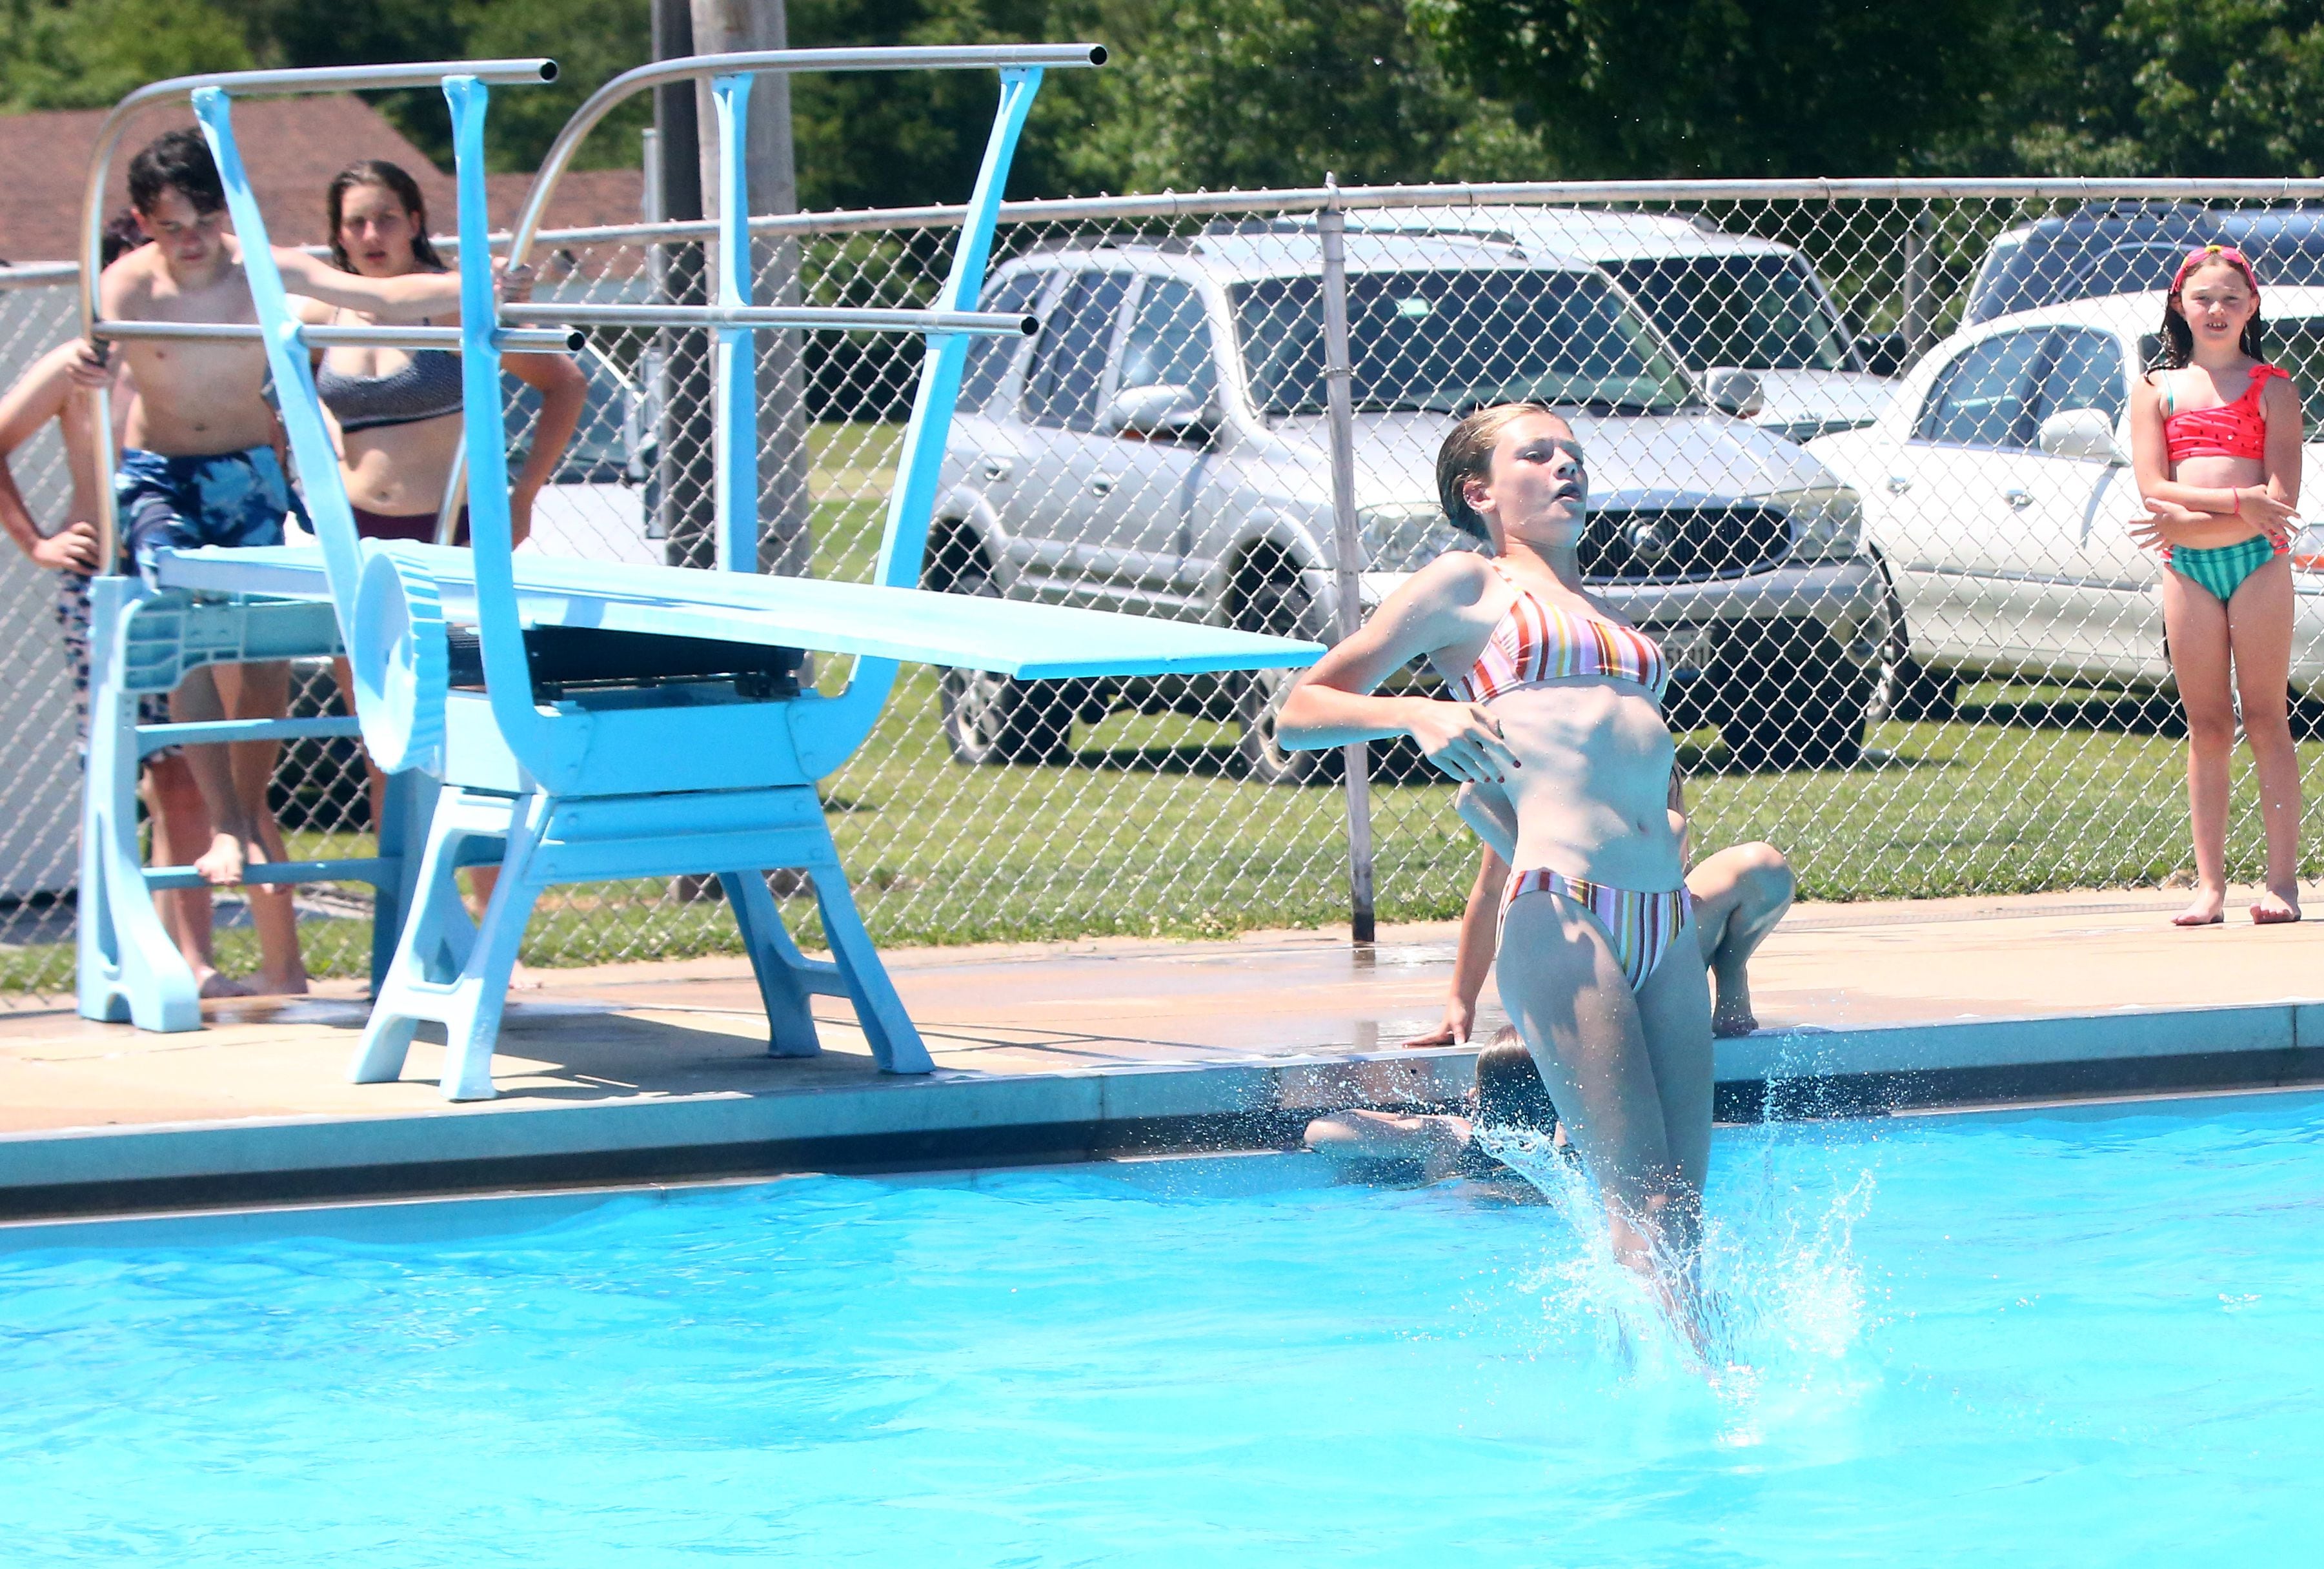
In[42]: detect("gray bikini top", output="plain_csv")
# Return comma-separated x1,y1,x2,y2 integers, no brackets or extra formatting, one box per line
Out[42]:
314,349,464,432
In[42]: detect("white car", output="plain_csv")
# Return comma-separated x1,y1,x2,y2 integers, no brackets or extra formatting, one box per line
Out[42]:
1808,288,2324,714
1349,206,1897,441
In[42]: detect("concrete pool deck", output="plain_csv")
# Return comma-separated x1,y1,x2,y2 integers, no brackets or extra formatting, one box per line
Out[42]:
4,886,2323,1219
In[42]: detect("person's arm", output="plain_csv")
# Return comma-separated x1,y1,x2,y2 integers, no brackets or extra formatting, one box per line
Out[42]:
2130,369,2298,533
1274,555,1521,782
0,347,98,570
503,351,585,549
1406,844,1509,1049
270,250,534,323
2263,373,2303,520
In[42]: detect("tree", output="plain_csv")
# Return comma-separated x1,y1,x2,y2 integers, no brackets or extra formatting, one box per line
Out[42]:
0,0,253,112
1415,0,2019,177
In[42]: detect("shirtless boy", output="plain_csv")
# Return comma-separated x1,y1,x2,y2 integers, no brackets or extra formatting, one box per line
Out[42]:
90,130,510,990
0,214,245,994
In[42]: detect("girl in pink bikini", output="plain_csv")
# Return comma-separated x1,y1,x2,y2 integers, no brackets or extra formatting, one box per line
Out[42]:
2128,245,2305,926
1277,403,1713,1336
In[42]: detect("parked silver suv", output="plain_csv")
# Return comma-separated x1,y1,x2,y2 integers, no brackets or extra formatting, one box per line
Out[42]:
929,229,1890,777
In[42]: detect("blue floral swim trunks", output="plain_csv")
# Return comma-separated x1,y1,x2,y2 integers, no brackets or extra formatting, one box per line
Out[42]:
116,445,307,580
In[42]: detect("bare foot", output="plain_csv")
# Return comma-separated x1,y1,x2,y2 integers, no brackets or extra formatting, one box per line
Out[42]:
194,829,259,886
1711,998,1759,1037
196,969,253,1000
2252,887,2302,925
254,966,311,997
2172,890,2226,927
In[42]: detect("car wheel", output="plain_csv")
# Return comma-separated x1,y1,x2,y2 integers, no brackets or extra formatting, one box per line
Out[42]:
928,551,1075,766
1718,624,1869,771
1232,576,1339,785
1866,580,1957,724
1234,664,1342,785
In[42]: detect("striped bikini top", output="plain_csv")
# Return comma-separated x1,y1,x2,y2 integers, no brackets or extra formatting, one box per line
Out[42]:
1450,559,1668,705
2163,363,2285,465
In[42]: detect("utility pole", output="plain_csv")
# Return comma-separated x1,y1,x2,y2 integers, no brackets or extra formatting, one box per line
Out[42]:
689,0,813,577
651,0,717,571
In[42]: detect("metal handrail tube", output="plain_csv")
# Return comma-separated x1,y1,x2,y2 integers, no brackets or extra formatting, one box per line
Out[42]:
143,856,390,891
500,302,1035,336
504,45,1105,265
77,60,554,330
92,319,585,352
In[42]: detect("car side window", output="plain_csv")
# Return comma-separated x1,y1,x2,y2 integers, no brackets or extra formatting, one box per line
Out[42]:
960,272,1047,411
2032,329,2127,430
1022,270,1131,431
1915,330,2047,449
1117,278,1217,403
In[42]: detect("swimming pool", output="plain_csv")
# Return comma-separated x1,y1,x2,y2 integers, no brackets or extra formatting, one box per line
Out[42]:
2,1091,2318,1564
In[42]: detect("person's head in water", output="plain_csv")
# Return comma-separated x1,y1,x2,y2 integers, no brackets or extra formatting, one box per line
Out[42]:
125,129,228,274
1473,1027,1559,1134
327,159,446,277
2158,244,2266,369
1435,403,1587,555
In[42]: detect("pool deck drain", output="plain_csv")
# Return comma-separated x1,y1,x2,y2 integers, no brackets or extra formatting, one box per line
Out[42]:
4,887,2323,1219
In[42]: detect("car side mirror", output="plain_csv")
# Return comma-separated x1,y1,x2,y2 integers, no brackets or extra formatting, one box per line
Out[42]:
2037,407,2127,465
1101,383,1217,442
1703,367,1764,419
1855,330,1911,378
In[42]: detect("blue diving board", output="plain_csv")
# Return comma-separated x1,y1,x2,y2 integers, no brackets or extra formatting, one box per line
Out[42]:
76,46,1324,1102
154,544,1320,681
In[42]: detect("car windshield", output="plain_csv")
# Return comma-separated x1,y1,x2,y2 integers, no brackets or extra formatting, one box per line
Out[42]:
1602,254,1853,372
1229,267,1698,417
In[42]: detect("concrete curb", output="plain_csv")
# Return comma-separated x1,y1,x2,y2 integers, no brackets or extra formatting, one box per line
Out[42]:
3,1000,2320,1220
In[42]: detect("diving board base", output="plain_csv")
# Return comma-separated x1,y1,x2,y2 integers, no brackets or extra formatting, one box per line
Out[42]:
354,783,931,1100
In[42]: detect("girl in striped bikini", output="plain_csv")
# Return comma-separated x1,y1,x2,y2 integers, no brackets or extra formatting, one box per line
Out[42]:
2129,245,2304,927
1276,403,1714,1340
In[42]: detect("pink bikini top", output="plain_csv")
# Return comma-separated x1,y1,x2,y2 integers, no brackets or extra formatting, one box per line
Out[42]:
1450,559,1668,705
2163,363,2285,465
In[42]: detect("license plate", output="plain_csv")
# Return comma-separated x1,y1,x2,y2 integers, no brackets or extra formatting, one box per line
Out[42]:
1658,623,1717,678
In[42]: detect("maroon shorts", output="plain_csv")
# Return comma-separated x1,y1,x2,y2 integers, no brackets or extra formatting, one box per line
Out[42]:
351,503,469,546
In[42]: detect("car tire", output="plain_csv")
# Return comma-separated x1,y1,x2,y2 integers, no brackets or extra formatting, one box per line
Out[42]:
1233,576,1339,785
928,551,1075,766
1867,580,1957,724
1718,624,1869,771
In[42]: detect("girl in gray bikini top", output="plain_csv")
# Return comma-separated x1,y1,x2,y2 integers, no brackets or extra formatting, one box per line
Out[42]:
314,348,464,432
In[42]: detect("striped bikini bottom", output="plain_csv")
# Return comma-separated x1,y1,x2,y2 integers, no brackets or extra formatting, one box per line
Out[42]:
1499,867,1693,994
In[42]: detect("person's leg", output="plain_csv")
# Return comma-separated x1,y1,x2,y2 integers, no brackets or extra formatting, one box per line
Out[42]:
2226,558,2302,922
143,750,249,998
216,660,307,994
170,665,262,887
1495,892,1696,1297
1629,915,1716,1246
2161,571,2236,926
1686,842,1794,1036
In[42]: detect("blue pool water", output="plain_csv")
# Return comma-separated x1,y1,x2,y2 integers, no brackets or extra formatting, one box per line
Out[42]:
2,1093,2320,1564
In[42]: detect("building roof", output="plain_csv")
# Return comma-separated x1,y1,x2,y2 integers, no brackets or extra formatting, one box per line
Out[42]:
0,96,642,267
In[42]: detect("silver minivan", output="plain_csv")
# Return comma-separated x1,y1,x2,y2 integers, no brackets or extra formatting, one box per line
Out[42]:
929,229,1890,778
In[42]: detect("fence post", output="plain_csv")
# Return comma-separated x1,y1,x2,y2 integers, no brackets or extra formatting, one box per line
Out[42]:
651,0,719,570
1317,190,1377,946
1904,204,1935,359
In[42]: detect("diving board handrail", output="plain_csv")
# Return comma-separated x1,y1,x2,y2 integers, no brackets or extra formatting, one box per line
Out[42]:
445,43,1105,563
76,57,558,575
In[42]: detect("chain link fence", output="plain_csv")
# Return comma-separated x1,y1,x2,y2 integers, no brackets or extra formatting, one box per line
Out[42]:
11,178,2324,997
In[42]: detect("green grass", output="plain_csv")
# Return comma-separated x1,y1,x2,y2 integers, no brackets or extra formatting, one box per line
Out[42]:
12,423,2320,992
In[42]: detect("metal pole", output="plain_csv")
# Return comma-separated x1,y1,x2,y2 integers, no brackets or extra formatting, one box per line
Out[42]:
1317,187,1376,946
1904,205,1934,359
652,0,718,571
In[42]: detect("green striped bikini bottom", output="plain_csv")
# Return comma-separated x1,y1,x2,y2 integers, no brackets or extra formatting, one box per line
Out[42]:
2170,535,2281,602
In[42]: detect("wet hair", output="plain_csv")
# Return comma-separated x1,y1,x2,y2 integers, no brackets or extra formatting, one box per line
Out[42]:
1473,1029,1559,1132
2156,255,2267,370
100,207,148,268
326,159,446,273
1435,401,1566,543
126,129,223,216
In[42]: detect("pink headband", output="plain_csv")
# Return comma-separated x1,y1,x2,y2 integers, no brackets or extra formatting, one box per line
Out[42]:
2172,243,2261,301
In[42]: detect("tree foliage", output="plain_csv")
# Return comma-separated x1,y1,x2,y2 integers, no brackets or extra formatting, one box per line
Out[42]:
17,0,2324,192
